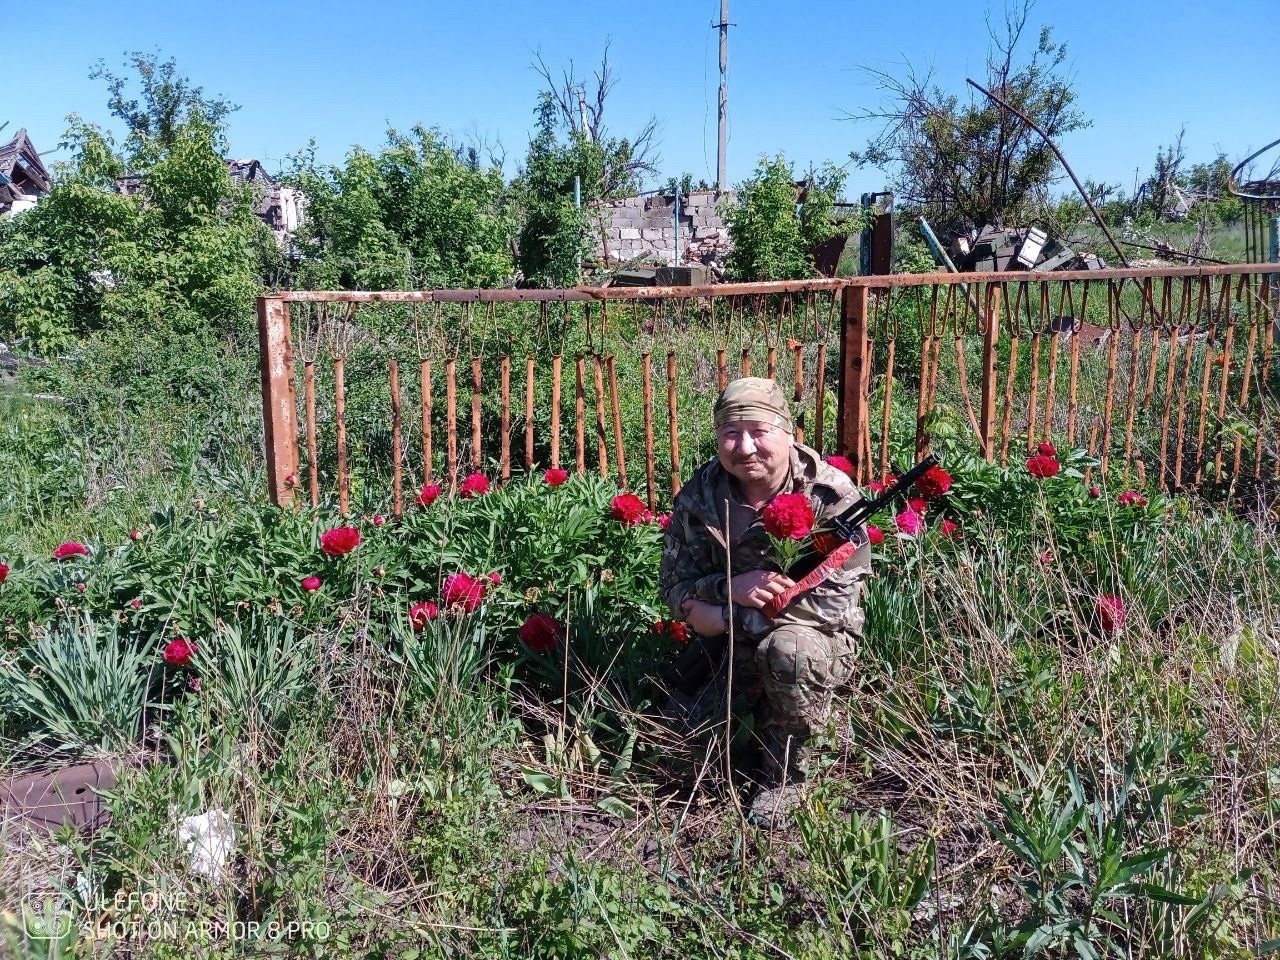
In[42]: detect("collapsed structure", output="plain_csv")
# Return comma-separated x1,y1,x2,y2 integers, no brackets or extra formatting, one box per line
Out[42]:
0,128,51,217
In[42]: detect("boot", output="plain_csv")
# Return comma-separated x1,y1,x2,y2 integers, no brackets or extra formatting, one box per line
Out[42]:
746,726,809,828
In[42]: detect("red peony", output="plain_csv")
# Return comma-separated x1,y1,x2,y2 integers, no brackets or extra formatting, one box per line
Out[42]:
867,480,886,496
372,514,386,527
1037,441,1057,457
908,496,928,514
939,518,960,538
658,513,672,529
75,582,86,594
415,482,443,507
650,619,691,644
866,525,885,546
442,573,487,612
823,455,855,478
162,637,197,667
519,613,563,653
488,571,502,586
1026,454,1061,479
320,526,361,556
917,465,953,499
1088,486,1102,499
459,472,491,498
762,493,816,541
130,598,142,610
544,468,570,487
1117,491,1148,508
53,542,90,561
894,509,923,537
409,601,439,630
1096,594,1126,634
301,576,322,592
0,562,7,585
610,492,653,526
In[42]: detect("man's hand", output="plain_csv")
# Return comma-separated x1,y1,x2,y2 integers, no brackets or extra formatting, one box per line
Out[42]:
729,569,796,609
680,598,727,637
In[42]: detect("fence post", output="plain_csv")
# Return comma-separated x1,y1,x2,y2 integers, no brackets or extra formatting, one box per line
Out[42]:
837,285,870,481
257,295,298,507
979,284,1000,460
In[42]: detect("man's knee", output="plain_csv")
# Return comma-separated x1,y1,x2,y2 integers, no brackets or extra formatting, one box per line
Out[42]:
757,625,820,687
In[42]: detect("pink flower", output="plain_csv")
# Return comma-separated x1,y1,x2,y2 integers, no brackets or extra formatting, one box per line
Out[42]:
53,542,90,561
74,582,86,594
130,598,142,610
518,613,564,653
409,601,439,630
544,468,570,487
162,637,197,667
488,571,502,586
610,493,653,526
867,480,886,496
866,524,885,545
762,493,816,540
301,576,322,592
658,513,672,529
823,455,855,478
129,528,142,542
0,562,8,585
894,509,923,537
442,573,487,612
939,518,960,538
415,482,443,507
917,466,953,499
1037,441,1057,457
908,496,928,515
1117,491,1148,508
1027,454,1061,479
1088,486,1102,499
285,473,298,488
187,676,202,692
1037,549,1052,565
320,526,361,556
459,472,491,498
372,515,386,527
1096,595,1126,634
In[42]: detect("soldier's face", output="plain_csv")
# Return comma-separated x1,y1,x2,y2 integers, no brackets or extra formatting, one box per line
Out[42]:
716,420,792,486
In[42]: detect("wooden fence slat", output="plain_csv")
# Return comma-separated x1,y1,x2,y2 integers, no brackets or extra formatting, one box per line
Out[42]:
574,355,586,475
334,357,349,515
979,285,1000,460
551,355,562,470
304,360,319,507
607,355,627,486
814,343,828,456
499,355,511,482
741,347,752,377
717,348,728,392
792,341,805,445
592,355,610,477
470,356,482,470
389,359,404,517
642,352,656,508
446,358,458,488
420,359,433,484
524,356,535,471
668,351,681,495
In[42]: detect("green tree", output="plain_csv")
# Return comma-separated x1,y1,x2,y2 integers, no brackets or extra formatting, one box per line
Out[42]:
286,126,516,291
722,154,848,281
850,2,1087,236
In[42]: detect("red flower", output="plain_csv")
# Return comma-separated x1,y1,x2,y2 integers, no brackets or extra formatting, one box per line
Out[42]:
519,613,564,653
895,509,923,537
301,576,322,592
917,465,953,499
320,526,361,556
1037,549,1052,565
867,480,886,496
75,582,86,594
0,562,7,585
762,493,816,541
650,619,690,644
459,472,491,498
415,482,443,507
1037,441,1057,457
939,518,960,538
162,637,197,667
866,524,885,545
129,528,142,542
1096,595,1126,634
1117,491,1148,508
908,496,928,514
544,468,570,487
442,573,487,612
285,473,298,488
53,542,90,561
1088,486,1102,499
409,601,439,630
372,514,386,527
658,513,672,529
130,598,142,610
488,571,502,586
1026,454,1061,479
610,492,652,526
823,455,855,478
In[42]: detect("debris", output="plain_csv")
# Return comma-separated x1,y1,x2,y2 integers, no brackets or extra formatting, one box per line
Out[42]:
177,809,235,884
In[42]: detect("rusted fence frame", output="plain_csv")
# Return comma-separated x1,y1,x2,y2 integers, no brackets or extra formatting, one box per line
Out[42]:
258,265,1280,508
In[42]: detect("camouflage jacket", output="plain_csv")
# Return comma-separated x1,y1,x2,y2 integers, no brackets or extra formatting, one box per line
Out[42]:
659,443,872,640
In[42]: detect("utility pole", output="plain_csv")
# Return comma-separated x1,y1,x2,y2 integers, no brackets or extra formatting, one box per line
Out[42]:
716,0,729,192
578,89,591,141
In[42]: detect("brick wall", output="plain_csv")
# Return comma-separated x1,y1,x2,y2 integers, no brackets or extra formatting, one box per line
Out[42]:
589,189,734,268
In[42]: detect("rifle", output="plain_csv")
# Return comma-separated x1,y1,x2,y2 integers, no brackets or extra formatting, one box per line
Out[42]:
761,453,939,618
662,454,939,694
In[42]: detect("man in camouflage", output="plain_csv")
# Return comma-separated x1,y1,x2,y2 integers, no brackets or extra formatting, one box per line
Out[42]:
659,377,871,826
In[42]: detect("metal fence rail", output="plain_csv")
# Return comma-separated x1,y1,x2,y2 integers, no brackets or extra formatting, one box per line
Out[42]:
258,265,1280,510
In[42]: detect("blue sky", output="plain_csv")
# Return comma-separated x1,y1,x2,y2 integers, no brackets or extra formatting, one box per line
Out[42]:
6,0,1276,197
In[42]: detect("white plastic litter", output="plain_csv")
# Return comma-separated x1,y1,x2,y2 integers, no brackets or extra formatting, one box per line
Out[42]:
177,809,235,883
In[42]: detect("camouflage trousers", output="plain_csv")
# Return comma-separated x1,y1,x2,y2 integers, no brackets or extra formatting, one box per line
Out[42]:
665,624,857,784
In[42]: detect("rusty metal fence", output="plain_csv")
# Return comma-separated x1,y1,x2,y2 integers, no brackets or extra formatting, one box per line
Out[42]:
258,265,1280,511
